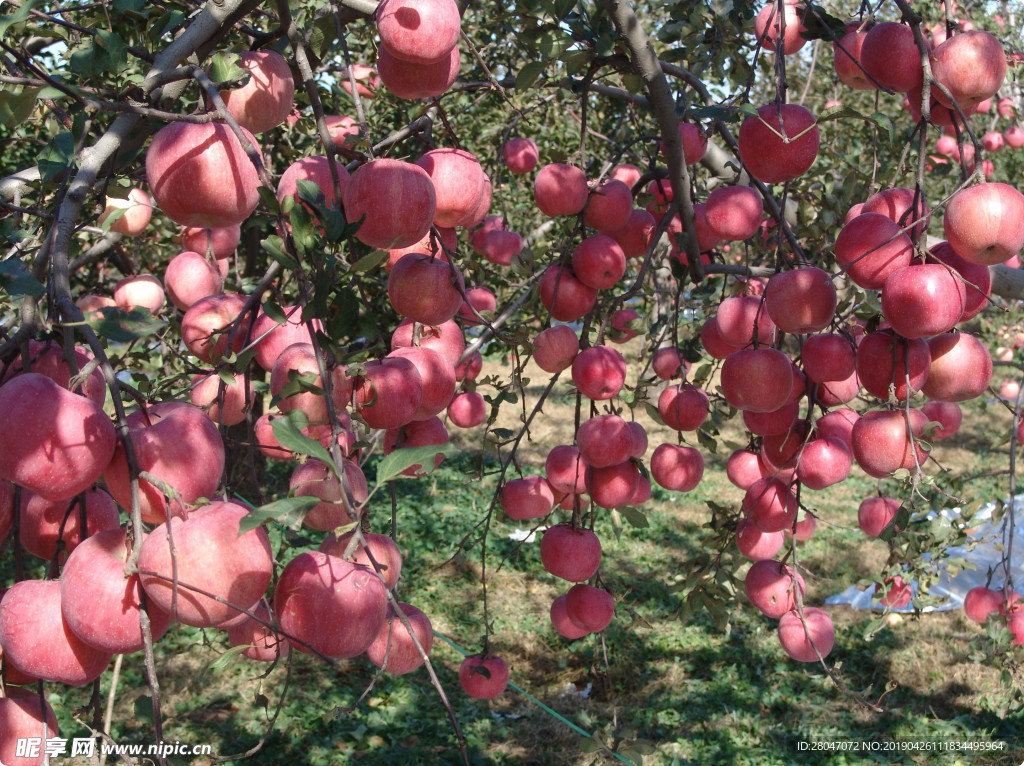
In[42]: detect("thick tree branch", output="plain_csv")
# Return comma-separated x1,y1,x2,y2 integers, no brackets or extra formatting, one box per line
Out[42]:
600,0,703,280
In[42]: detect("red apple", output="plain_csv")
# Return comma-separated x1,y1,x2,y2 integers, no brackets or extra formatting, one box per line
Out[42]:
138,500,273,628
459,654,509,698
880,263,966,338
921,400,962,439
585,179,633,232
778,608,834,662
353,357,423,429
754,1,806,54
0,689,60,764
586,460,641,509
850,409,929,479
277,155,349,214
577,414,634,468
224,600,283,662
545,445,589,495
479,228,523,266
320,530,402,590
103,401,224,524
180,291,250,364
416,148,488,228
720,348,793,412
921,332,992,402
366,603,433,675
705,185,763,241
863,186,929,239
376,0,460,64
764,267,837,335
540,524,601,582
388,252,465,326
858,496,901,537
98,187,152,236
658,384,709,432
801,333,855,383
963,586,1004,623
606,208,656,259
650,443,704,492
860,22,922,93
930,30,1006,109
501,137,539,175
275,551,388,657
343,158,437,250
833,24,873,89
181,223,241,259
743,477,797,533
18,487,119,562
550,594,590,639
565,584,614,633
651,347,690,380
190,371,250,426
943,182,1024,265
218,50,295,134
835,213,914,289
447,391,486,428
796,437,851,490
60,528,174,654
533,325,579,372
738,103,819,183
164,251,224,311
114,274,165,315
146,121,263,228
571,345,626,401
501,475,555,520
745,560,804,618
539,264,597,322
0,579,112,686
534,163,589,217
0,373,116,502
391,318,465,366
855,330,930,402
290,459,367,530
736,518,784,560
376,43,460,100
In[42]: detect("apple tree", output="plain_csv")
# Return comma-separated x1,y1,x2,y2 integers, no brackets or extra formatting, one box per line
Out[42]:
0,0,1023,761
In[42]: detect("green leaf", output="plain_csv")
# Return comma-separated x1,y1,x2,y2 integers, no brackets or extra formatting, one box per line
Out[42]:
208,51,249,86
114,0,149,15
271,410,337,469
688,104,741,122
208,643,251,670
94,30,127,74
238,496,321,534
262,301,287,325
87,306,166,342
579,736,604,754
0,86,39,128
349,250,388,273
36,131,76,183
516,61,547,90
375,443,458,483
262,235,297,269
0,259,45,298
619,506,649,528
0,0,37,37
561,48,593,75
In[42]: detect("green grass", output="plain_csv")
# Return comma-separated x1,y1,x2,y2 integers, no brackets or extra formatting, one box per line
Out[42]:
8,379,1024,765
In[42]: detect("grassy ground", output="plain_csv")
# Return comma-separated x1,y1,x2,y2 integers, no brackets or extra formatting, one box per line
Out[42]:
35,350,1024,765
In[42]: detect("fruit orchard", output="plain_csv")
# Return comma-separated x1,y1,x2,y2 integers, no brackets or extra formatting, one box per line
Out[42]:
2,0,1024,762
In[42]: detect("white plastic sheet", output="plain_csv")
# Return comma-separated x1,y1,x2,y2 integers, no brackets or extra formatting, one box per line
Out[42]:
825,495,1024,612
